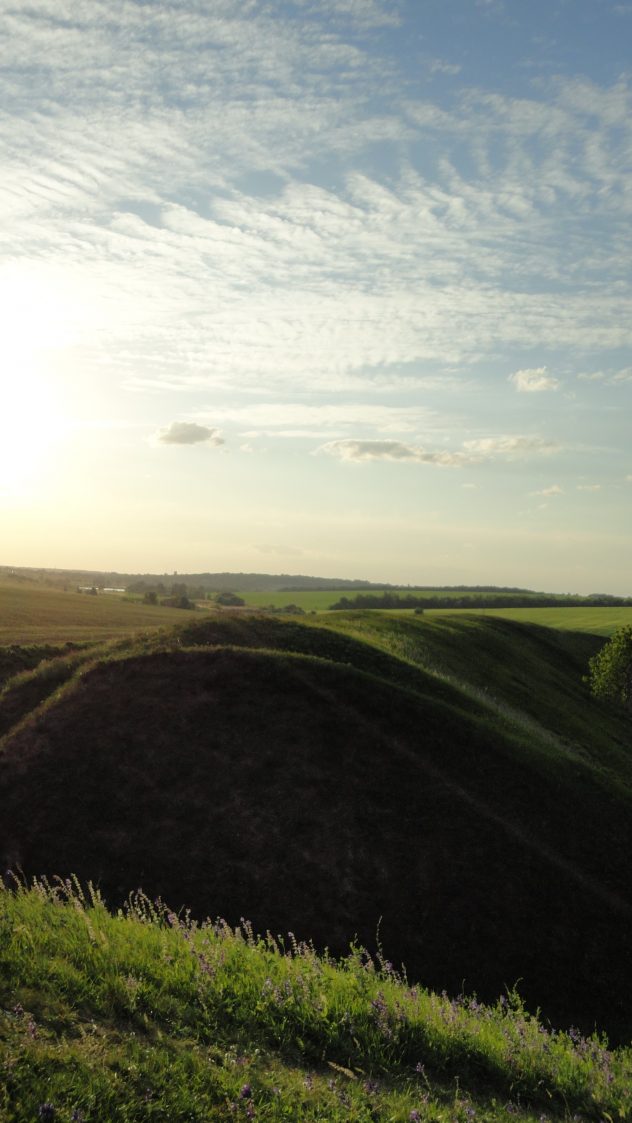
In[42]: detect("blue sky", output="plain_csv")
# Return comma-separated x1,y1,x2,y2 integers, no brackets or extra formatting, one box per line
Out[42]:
1,0,631,590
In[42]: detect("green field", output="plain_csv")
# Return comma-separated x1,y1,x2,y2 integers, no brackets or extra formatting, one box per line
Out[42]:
2,580,631,646
236,589,632,633
236,588,568,612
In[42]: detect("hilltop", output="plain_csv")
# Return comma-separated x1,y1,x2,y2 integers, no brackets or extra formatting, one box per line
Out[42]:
1,611,630,1045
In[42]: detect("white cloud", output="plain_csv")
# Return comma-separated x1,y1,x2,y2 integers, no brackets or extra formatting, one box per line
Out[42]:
531,484,563,496
427,58,462,77
509,367,560,392
319,434,558,466
462,435,558,456
287,0,402,29
577,367,632,385
155,422,224,446
317,439,476,466
576,483,602,492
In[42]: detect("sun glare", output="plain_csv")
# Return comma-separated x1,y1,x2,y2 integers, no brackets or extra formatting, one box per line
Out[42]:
0,266,76,499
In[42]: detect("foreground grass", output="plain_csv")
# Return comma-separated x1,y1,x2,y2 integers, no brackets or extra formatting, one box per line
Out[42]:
1,880,630,1123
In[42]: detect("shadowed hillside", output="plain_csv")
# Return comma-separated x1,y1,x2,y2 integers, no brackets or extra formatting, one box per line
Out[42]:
0,614,631,1041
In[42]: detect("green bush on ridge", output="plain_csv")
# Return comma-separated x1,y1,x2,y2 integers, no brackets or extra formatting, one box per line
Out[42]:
587,624,632,713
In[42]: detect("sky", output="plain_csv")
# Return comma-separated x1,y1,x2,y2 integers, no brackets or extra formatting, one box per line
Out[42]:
1,0,631,591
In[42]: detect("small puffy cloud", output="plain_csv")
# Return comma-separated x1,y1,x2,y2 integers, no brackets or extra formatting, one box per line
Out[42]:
577,483,602,492
531,484,563,496
156,422,224,446
509,367,560,392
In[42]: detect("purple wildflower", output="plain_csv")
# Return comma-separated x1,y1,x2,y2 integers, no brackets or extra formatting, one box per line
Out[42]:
38,1107,55,1121
239,1084,252,1099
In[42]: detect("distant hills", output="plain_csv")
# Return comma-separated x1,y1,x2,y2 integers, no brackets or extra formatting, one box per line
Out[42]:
1,565,383,591
3,565,632,608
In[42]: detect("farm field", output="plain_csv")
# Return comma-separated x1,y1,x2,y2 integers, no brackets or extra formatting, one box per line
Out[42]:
0,581,198,644
235,586,632,623
3,580,631,643
236,587,574,612
237,589,632,636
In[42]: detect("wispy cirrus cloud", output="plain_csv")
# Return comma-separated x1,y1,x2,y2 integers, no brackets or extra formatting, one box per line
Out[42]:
2,1,632,407
195,402,434,436
577,367,632,384
462,436,558,456
318,434,559,466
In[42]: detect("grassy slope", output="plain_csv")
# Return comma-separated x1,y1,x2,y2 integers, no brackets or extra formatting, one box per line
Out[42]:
1,613,631,1043
424,605,632,637
1,882,630,1123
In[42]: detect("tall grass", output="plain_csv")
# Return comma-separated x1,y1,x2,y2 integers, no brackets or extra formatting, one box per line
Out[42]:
1,877,630,1122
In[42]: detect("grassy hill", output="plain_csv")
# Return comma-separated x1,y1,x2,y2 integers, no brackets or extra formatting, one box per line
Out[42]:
1,611,631,1051
1,879,630,1122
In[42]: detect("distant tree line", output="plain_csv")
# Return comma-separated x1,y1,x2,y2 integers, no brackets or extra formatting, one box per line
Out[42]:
330,592,632,610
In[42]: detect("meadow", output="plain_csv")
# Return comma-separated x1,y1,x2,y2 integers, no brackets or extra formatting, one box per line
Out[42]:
232,588,611,613
1,584,632,1119
2,578,630,647
230,590,632,635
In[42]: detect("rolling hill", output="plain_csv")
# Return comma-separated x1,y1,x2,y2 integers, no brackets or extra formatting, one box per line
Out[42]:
0,612,630,1042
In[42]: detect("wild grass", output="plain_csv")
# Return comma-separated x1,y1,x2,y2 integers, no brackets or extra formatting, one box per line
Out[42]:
1,877,631,1122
